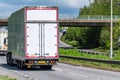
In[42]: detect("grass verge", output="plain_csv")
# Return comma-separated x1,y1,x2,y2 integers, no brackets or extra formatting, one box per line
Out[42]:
59,48,120,71
59,48,120,60
0,75,16,80
59,58,120,72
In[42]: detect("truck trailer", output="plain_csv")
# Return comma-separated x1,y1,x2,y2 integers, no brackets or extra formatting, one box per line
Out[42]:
6,6,59,69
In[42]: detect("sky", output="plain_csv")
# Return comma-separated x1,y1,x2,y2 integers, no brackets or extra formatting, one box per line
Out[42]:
0,0,90,18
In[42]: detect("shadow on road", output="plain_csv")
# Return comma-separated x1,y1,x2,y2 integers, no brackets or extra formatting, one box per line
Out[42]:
0,63,55,71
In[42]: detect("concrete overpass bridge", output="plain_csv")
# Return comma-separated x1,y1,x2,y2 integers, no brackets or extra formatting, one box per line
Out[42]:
59,15,120,27
0,15,120,27
59,19,118,27
0,19,8,26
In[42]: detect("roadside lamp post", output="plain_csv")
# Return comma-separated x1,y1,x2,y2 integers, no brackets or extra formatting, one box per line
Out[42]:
110,0,113,59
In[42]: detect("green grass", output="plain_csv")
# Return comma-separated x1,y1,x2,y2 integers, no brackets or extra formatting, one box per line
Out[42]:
60,35,79,47
60,35,120,71
59,58,120,71
0,75,16,80
59,48,120,71
59,48,120,60
59,48,109,60
112,50,120,60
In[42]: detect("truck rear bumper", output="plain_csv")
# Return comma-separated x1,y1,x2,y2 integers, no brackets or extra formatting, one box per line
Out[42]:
25,59,58,66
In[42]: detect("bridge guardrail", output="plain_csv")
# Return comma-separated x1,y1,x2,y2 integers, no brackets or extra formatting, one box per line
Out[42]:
59,15,120,20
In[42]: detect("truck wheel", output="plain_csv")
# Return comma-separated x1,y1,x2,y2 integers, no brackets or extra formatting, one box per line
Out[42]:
20,61,26,69
6,52,13,66
17,60,26,69
9,53,13,66
6,54,10,65
17,60,20,68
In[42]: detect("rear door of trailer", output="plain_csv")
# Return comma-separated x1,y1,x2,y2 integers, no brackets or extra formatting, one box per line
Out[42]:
25,7,58,59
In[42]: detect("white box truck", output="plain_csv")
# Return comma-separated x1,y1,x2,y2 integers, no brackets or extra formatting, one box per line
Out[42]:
0,27,8,55
6,6,59,69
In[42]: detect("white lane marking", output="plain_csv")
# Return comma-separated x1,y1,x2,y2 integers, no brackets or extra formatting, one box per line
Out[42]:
54,68,63,72
13,70,28,78
96,78,101,80
12,70,37,80
54,67,88,78
69,72,88,78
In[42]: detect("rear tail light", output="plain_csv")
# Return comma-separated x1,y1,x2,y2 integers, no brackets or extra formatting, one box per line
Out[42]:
50,61,56,64
28,61,34,64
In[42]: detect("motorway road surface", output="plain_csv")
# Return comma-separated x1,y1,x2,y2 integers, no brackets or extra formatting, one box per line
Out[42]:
0,56,120,80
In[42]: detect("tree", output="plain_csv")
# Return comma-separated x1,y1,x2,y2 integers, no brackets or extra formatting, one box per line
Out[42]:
64,0,120,49
79,0,120,15
79,0,120,49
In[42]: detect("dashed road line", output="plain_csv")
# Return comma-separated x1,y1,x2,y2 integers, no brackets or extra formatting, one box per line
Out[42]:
69,72,88,78
12,70,37,80
54,68,63,72
54,67,88,78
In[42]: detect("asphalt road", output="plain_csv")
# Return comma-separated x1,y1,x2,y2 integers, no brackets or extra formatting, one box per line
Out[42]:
59,32,72,48
0,56,120,80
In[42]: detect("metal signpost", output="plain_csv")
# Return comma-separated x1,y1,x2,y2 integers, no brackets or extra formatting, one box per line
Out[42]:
110,0,113,59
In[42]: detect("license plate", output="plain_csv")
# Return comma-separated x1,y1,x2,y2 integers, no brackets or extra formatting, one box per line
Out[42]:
38,61,46,64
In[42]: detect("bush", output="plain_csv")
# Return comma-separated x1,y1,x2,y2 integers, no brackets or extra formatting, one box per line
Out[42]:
100,23,120,49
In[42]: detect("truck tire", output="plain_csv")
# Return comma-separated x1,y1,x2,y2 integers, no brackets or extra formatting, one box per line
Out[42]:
17,60,26,69
6,52,13,66
9,54,13,66
20,61,26,69
6,53,10,65
17,60,20,69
